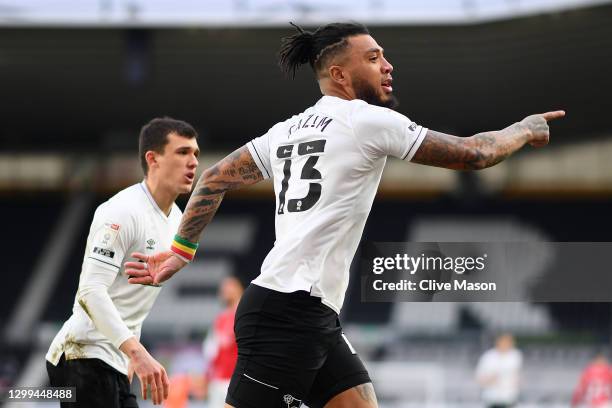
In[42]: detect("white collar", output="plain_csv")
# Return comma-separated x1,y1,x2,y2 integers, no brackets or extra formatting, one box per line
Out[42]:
139,180,171,220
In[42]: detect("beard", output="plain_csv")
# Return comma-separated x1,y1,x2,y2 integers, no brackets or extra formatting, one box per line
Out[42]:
352,76,399,109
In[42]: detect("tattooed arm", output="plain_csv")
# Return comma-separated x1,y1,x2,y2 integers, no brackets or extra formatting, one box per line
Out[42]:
412,111,565,170
124,146,264,285
179,146,263,242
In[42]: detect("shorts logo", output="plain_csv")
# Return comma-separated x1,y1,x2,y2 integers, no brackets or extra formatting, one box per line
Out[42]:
283,394,302,408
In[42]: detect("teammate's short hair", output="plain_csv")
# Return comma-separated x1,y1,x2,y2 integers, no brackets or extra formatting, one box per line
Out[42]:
278,22,370,79
138,117,198,175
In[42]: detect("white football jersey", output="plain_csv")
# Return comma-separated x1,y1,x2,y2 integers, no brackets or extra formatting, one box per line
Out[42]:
247,95,427,313
46,181,182,374
476,348,522,403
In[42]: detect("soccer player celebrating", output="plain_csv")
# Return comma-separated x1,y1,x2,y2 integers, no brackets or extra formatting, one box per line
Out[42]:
46,118,200,407
126,23,564,408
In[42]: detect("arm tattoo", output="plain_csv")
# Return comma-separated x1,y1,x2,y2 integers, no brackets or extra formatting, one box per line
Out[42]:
412,124,529,170
356,383,378,405
178,146,264,242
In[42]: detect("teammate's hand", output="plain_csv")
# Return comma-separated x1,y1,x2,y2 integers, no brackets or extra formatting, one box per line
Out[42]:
124,251,187,285
128,359,134,384
129,346,170,405
520,110,565,147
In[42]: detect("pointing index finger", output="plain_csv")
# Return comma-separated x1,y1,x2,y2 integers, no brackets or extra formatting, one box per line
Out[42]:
541,110,565,121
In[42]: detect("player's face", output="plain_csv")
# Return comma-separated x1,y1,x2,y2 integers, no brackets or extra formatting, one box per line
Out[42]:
156,132,200,195
496,335,514,351
345,35,397,108
219,277,243,306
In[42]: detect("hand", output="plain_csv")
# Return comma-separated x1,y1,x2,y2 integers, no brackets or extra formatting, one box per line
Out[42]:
130,347,170,405
520,110,565,147
120,338,169,405
128,359,134,384
124,251,187,285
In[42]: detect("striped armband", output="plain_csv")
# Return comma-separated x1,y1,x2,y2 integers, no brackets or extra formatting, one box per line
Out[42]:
170,235,199,263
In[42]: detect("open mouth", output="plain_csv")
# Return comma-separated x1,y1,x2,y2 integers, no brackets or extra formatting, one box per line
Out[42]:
185,172,195,183
381,78,393,93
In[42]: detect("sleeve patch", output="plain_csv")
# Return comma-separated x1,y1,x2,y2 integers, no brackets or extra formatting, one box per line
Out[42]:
93,224,120,248
93,247,115,259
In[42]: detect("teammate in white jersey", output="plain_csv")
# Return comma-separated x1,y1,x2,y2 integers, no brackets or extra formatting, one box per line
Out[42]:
126,23,564,408
46,117,200,407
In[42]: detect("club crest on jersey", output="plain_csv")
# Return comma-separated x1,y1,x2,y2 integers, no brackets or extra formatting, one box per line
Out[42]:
146,239,156,250
282,394,302,408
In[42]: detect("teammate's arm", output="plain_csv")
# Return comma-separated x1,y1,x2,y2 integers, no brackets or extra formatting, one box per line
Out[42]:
125,146,264,284
77,263,169,404
412,111,565,170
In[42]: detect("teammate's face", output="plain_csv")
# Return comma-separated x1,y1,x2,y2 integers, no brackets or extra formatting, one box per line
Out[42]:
345,35,397,108
153,132,199,195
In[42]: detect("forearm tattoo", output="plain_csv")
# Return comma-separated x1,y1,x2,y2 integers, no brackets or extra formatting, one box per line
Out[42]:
412,124,528,170
178,146,263,242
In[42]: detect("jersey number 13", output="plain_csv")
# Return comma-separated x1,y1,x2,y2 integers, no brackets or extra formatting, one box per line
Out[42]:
276,139,326,214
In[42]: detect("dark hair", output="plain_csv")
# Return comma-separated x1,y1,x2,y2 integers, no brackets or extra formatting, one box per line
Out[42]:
278,22,370,79
138,117,198,175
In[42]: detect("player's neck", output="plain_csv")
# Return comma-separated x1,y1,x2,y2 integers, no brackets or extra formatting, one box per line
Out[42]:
320,82,354,101
144,177,176,216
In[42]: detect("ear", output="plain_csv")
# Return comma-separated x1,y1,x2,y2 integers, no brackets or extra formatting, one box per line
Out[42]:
328,65,348,85
145,150,158,171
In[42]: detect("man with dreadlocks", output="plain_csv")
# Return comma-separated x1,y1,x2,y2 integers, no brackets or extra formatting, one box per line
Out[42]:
125,22,564,407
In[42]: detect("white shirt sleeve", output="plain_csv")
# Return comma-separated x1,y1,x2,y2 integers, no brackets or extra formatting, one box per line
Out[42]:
475,352,492,380
86,207,132,271
77,206,135,349
246,129,273,180
77,262,134,349
351,103,427,162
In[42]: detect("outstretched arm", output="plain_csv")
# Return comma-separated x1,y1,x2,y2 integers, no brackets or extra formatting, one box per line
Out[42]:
125,146,264,285
179,145,263,242
412,111,565,170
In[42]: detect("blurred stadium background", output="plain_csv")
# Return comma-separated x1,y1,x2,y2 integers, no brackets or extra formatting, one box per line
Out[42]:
2,0,612,407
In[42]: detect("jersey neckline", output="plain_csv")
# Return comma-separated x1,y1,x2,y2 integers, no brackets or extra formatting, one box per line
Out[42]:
139,180,174,221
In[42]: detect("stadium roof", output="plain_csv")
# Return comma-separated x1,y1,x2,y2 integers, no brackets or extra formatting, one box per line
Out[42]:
0,0,611,27
0,2,610,151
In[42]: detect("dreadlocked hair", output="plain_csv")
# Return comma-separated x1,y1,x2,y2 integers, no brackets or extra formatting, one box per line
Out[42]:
278,22,370,79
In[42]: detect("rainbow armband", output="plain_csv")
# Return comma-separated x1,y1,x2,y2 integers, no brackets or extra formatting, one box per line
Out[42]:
171,235,199,262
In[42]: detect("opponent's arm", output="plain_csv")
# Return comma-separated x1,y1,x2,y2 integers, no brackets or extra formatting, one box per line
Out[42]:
179,145,264,242
412,111,565,170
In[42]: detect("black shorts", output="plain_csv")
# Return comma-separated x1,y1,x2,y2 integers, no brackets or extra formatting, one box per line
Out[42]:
46,353,138,408
226,284,371,408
